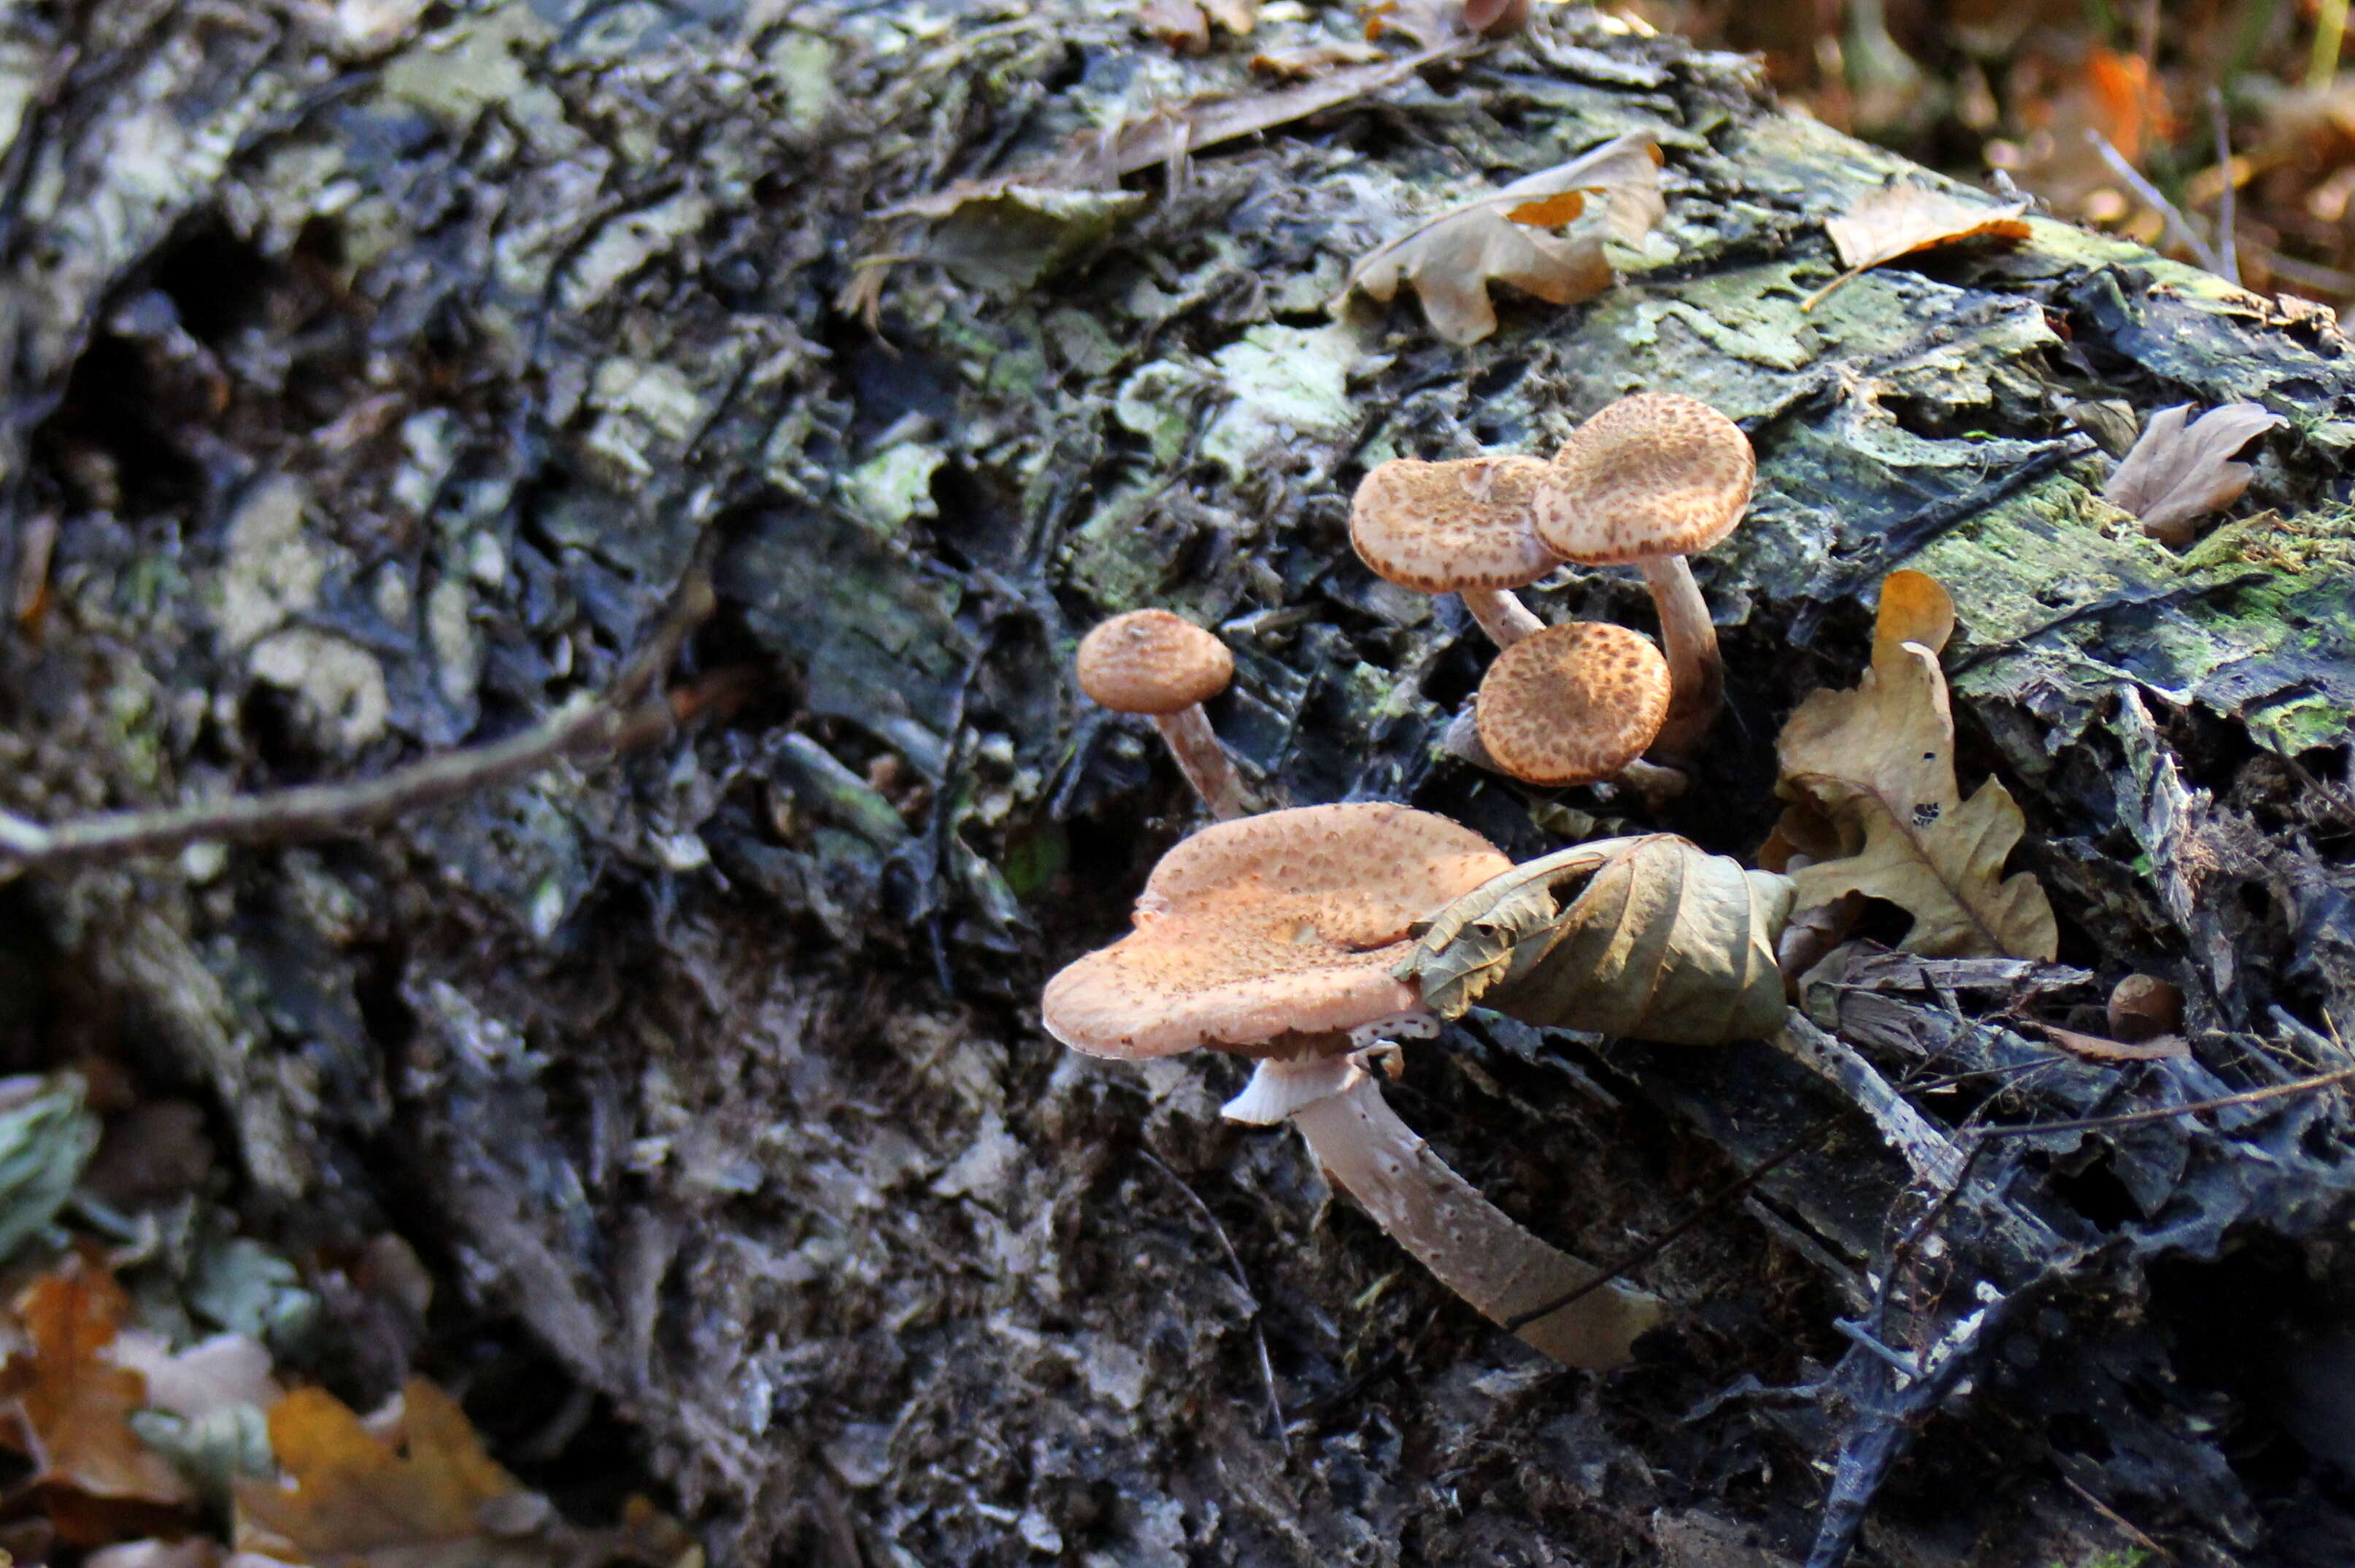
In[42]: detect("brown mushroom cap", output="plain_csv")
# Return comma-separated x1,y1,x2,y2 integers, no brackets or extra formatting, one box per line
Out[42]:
1349,456,1558,592
1475,622,1670,785
1533,393,1755,565
1076,609,1234,715
1041,803,1511,1059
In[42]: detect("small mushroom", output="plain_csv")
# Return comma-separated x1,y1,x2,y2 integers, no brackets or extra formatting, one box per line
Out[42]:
2108,974,2184,1043
1468,622,1684,800
1076,609,1249,820
1349,455,1556,647
1533,393,1755,760
1043,803,1664,1368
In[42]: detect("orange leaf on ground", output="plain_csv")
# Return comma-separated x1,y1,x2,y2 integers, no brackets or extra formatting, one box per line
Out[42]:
0,1259,198,1542
235,1381,696,1568
1806,184,2030,309
235,1382,519,1562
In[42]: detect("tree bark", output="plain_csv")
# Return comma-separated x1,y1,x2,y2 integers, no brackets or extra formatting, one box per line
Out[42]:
6,4,2355,1565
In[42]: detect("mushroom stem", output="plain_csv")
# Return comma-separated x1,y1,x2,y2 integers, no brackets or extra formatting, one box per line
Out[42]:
1276,1061,1663,1368
1614,758,1689,804
1152,706,1251,820
1637,555,1723,760
1459,587,1544,649
1441,706,1494,770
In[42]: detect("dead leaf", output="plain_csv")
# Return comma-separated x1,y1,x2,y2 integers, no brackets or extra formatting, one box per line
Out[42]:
1337,133,1665,344
1202,0,1257,31
0,1259,197,1542
1805,183,2030,309
234,1381,691,1568
1140,0,1210,53
85,1540,222,1568
1250,41,1390,78
106,1335,280,1424
2100,403,2286,548
234,1381,521,1563
1362,0,1471,47
2030,1023,2192,1062
1403,835,1794,1043
1772,571,2059,961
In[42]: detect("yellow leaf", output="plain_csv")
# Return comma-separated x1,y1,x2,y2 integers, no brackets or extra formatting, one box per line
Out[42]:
233,1381,694,1568
1772,573,2058,960
235,1381,522,1562
1337,134,1664,344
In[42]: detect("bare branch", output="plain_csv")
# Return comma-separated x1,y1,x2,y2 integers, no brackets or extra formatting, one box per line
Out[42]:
1,559,719,880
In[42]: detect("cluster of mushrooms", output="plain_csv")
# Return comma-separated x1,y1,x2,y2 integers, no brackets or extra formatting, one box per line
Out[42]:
1044,395,1760,1369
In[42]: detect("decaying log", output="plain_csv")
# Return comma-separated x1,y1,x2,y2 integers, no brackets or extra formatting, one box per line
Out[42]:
6,3,2355,1564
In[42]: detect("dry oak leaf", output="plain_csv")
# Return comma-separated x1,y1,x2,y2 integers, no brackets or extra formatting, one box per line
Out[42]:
1772,571,2058,960
0,1260,198,1543
2100,403,2286,549
1403,834,1794,1043
1805,182,2030,309
234,1381,691,1568
1336,133,1665,344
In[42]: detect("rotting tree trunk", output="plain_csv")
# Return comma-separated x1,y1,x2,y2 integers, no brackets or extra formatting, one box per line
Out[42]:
5,3,2355,1565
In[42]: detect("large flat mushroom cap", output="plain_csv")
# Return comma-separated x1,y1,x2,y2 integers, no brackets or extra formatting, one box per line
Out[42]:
1350,456,1559,592
1076,609,1233,715
1041,803,1511,1059
1476,622,1670,785
1533,393,1754,565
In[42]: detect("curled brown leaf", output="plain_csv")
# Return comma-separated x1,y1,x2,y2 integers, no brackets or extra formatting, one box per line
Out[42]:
1403,834,1794,1043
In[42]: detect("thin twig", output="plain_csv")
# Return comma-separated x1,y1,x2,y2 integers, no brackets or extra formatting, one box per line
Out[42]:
2083,129,2222,275
0,557,717,878
1974,1063,2355,1138
1136,1148,1290,1454
2209,88,2241,286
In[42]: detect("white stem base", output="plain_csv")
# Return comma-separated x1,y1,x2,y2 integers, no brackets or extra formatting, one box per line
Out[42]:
1287,1067,1663,1369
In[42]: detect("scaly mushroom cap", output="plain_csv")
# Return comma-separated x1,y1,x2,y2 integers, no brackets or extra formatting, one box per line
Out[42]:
1076,609,1234,716
1041,803,1511,1059
1349,456,1558,592
1533,393,1755,565
1475,622,1670,786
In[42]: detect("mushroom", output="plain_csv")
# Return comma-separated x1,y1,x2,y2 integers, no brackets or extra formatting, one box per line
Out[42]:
1076,609,1250,820
1463,621,1685,801
1532,393,1755,760
1349,455,1557,647
1043,802,1665,1368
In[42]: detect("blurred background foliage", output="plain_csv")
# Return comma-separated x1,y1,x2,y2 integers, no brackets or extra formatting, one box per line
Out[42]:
1618,0,2355,301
